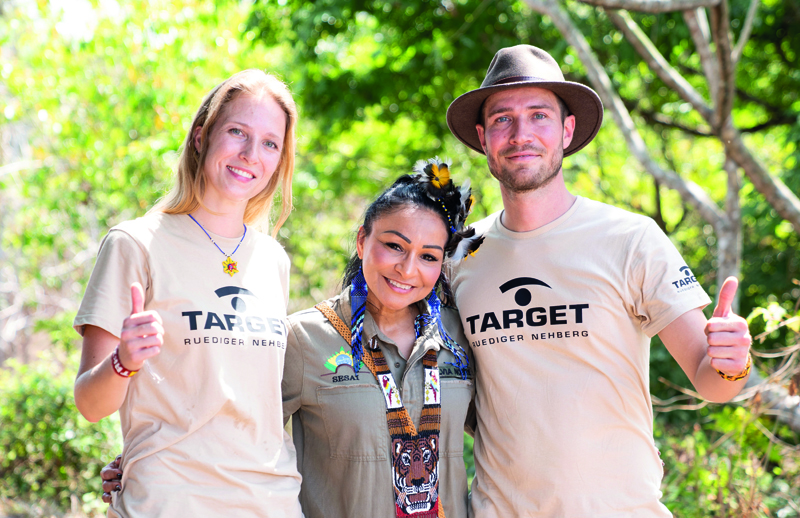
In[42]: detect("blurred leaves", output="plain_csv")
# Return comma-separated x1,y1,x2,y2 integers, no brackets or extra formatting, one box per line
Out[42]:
1,0,800,515
0,314,120,515
656,405,800,517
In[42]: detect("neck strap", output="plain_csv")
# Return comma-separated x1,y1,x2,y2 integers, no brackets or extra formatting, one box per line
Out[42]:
315,302,446,518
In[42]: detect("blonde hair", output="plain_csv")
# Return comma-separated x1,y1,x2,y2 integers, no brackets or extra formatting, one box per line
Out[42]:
156,69,297,236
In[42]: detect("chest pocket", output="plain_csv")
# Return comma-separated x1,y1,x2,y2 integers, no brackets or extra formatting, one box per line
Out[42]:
440,378,474,457
317,384,390,461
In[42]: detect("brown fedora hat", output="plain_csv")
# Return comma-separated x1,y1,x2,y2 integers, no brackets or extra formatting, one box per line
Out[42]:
446,45,603,157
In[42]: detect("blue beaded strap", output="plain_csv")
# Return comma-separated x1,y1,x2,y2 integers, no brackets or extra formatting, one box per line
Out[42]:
417,291,470,380
349,267,369,376
188,214,247,258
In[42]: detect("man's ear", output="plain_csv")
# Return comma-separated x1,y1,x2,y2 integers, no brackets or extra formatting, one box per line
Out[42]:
476,124,487,153
562,115,576,150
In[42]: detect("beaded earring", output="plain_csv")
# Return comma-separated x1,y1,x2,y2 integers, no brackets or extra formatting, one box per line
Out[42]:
349,265,368,376
417,288,470,380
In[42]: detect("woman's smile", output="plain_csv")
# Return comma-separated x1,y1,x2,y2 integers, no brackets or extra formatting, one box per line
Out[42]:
386,277,414,291
227,165,255,180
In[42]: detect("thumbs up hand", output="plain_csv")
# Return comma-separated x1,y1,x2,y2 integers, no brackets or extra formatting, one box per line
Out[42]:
705,277,752,378
118,282,164,372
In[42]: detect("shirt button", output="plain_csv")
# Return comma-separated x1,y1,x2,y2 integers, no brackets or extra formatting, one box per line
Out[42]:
394,362,401,368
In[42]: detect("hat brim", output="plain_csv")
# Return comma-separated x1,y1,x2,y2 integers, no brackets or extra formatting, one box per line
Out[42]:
446,80,604,157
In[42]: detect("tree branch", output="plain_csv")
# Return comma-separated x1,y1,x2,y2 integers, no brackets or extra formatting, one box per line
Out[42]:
624,98,794,135
677,61,795,114
578,0,720,13
721,121,800,234
585,60,796,123
741,116,798,133
732,0,759,65
624,102,714,136
683,8,720,106
523,0,725,227
710,1,735,130
0,160,43,179
743,368,800,434
606,10,714,121
773,36,795,67
754,419,800,451
716,154,742,305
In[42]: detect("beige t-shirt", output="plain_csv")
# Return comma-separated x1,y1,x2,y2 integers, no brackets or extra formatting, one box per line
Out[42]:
451,197,710,518
74,212,302,518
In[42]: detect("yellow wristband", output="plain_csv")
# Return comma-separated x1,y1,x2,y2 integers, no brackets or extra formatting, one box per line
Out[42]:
714,352,751,382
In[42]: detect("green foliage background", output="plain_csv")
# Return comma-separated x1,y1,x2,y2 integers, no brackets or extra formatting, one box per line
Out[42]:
0,316,119,518
1,0,799,516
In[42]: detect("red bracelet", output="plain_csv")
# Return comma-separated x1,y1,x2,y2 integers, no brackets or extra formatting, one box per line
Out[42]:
111,346,138,378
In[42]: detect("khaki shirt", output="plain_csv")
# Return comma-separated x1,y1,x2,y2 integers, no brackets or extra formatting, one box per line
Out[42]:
283,289,475,518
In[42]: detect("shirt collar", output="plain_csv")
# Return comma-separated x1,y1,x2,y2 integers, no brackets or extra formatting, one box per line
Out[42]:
333,286,441,354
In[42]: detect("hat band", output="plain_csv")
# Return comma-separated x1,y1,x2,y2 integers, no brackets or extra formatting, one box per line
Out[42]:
490,75,550,86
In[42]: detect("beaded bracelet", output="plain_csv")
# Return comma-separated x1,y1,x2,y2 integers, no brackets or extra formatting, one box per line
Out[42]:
111,346,138,378
714,352,751,382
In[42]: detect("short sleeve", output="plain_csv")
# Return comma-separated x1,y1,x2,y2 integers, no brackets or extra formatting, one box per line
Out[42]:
630,220,711,337
281,318,305,424
73,229,150,337
274,242,290,310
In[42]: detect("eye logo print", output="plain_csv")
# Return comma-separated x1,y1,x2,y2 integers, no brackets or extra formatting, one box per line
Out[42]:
181,286,284,339
215,286,257,313
499,277,552,306
464,275,588,339
672,266,698,290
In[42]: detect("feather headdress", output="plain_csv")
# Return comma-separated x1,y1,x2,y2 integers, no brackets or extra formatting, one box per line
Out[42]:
411,158,476,378
446,226,485,262
411,157,481,259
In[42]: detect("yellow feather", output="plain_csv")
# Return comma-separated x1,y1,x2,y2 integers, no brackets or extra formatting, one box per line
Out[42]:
438,164,451,187
430,163,441,188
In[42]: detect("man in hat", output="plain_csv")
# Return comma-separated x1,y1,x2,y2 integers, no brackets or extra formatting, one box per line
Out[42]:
446,45,752,517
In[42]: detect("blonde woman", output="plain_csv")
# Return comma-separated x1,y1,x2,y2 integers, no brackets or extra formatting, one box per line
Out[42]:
74,70,302,518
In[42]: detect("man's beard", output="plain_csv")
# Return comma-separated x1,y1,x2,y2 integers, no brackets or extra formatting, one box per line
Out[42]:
486,143,564,194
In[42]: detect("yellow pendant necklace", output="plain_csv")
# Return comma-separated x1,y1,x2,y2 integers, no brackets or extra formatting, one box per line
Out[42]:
188,214,247,277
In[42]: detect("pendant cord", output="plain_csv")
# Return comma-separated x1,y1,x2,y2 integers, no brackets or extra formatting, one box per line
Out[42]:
188,214,247,258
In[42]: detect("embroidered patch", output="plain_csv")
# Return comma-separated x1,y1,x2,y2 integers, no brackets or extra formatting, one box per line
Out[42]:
324,346,354,373
439,366,472,379
424,367,440,405
380,374,403,409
